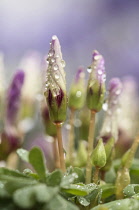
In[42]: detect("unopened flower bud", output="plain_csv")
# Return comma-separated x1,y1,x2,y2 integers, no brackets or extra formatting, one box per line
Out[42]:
86,50,106,112
68,67,85,110
91,138,106,168
6,70,25,126
44,36,67,123
104,137,115,160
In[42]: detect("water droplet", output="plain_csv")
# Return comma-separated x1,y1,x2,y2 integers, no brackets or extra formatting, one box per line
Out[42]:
102,74,106,82
98,69,103,75
65,124,71,130
51,58,55,63
53,64,59,71
46,58,49,63
61,59,66,67
87,67,92,73
49,49,55,57
76,91,82,97
45,83,49,87
94,55,100,60
74,119,82,127
102,103,108,111
115,89,121,95
52,35,57,40
55,73,59,79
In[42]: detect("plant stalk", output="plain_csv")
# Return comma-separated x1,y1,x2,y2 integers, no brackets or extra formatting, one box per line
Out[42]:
68,108,75,165
85,110,96,184
53,136,60,169
55,123,66,172
93,167,100,184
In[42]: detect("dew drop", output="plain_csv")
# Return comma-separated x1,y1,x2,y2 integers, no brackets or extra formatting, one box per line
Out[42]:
55,73,59,79
52,35,57,40
115,89,121,95
98,69,103,75
61,59,66,67
102,74,106,82
87,66,92,73
102,103,108,111
51,58,55,63
94,55,100,60
49,49,55,57
53,64,59,71
76,91,82,97
74,119,82,127
65,124,71,130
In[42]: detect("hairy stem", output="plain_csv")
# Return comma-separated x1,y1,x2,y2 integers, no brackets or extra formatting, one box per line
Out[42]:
55,123,66,172
86,110,96,184
53,136,60,169
68,108,75,165
93,167,100,184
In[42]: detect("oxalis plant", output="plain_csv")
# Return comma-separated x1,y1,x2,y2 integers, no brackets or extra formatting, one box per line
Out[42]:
0,36,139,210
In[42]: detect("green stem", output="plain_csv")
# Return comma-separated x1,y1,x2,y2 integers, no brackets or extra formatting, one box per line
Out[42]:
53,136,60,169
93,167,100,184
55,123,66,172
85,110,96,184
68,108,75,166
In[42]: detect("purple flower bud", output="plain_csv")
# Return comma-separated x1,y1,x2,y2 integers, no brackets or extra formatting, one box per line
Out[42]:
86,50,106,112
6,70,25,125
69,66,86,110
0,128,21,160
44,36,67,123
100,78,122,142
108,78,122,111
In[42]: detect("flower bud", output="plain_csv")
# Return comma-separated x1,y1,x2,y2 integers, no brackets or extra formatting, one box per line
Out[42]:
104,137,115,160
41,105,56,137
6,70,25,126
100,78,122,142
86,50,106,112
68,67,85,110
91,138,106,168
44,36,67,123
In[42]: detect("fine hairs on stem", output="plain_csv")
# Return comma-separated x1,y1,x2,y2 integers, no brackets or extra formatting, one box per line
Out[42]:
55,123,66,172
68,108,75,165
93,167,100,184
53,136,60,169
86,110,96,184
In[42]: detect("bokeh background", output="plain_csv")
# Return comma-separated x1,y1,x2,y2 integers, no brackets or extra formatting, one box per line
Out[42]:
0,0,139,84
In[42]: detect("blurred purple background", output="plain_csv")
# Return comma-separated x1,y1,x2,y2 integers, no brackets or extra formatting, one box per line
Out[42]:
0,0,139,84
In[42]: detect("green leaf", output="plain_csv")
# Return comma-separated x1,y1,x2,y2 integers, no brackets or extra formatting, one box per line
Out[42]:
0,181,10,198
44,195,79,210
91,198,139,210
0,167,28,178
17,148,29,162
101,184,116,199
123,184,139,197
60,173,78,188
29,147,46,181
67,167,85,183
62,183,97,196
46,170,63,186
13,184,59,209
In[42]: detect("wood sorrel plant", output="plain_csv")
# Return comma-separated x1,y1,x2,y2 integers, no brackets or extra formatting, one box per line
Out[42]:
1,36,139,210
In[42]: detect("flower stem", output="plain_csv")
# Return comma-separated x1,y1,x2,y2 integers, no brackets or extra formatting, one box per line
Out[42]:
55,123,66,172
86,110,96,184
93,166,100,184
68,108,75,166
125,134,139,169
53,136,60,169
